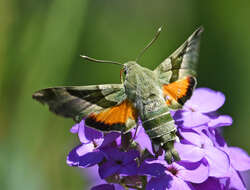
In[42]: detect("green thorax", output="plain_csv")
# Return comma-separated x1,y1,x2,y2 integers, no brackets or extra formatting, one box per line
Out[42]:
123,61,167,121
123,61,162,102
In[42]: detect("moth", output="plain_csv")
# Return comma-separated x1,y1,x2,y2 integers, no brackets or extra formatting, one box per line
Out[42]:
33,27,203,163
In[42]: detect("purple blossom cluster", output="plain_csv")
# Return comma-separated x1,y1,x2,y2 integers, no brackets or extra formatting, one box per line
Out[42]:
67,88,250,190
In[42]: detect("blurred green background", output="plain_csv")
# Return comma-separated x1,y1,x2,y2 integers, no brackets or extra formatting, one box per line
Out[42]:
1,0,250,189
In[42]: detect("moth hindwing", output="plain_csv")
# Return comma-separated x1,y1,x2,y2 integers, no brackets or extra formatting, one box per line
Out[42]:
33,27,203,163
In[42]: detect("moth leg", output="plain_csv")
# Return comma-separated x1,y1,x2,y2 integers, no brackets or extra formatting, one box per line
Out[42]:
121,131,133,150
152,144,163,158
125,124,139,149
132,124,139,140
163,141,180,164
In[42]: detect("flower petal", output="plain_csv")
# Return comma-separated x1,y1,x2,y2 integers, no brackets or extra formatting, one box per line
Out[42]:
185,88,225,113
176,161,209,183
178,129,202,147
135,126,154,155
240,170,250,190
78,124,89,143
205,147,230,177
180,112,210,128
84,126,103,141
119,161,138,176
103,148,125,162
79,151,105,167
170,176,194,190
113,184,126,190
208,115,233,128
138,160,166,177
175,143,204,162
99,132,120,149
227,167,246,190
200,132,214,147
70,123,79,133
78,121,103,143
67,144,104,167
98,161,121,179
207,129,227,148
122,149,140,164
67,145,82,166
228,147,250,171
76,143,95,156
192,177,224,190
91,184,115,190
146,175,173,190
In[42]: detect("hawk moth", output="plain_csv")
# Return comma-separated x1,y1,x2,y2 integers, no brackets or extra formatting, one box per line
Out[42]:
33,27,203,163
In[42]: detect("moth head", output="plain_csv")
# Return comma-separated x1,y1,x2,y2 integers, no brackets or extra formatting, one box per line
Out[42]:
119,61,138,83
123,61,137,75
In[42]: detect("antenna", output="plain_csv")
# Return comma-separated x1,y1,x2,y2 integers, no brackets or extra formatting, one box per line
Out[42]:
136,26,163,62
80,55,123,66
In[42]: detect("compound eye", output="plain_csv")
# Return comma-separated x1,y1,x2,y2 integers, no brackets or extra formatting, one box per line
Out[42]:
120,68,126,82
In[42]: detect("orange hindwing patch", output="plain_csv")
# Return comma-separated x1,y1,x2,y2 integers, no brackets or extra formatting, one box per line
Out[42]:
85,99,137,132
163,76,196,106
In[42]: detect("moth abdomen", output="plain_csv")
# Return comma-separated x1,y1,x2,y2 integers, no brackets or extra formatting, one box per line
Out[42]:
142,107,176,142
141,104,179,163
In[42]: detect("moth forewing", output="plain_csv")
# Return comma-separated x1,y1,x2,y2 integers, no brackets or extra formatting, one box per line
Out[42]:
154,27,203,111
155,26,203,83
32,84,127,121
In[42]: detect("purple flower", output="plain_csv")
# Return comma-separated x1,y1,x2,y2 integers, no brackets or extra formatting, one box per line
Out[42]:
91,183,125,190
67,143,105,167
147,175,194,190
227,147,250,172
175,129,230,178
139,159,208,190
226,167,247,190
99,148,139,179
192,177,226,190
207,114,232,128
114,121,154,155
173,88,232,128
192,167,247,190
241,170,250,189
192,166,247,189
219,142,250,189
133,123,154,155
67,120,120,167
207,128,250,172
65,88,250,189
204,129,249,189
70,119,103,143
91,184,116,190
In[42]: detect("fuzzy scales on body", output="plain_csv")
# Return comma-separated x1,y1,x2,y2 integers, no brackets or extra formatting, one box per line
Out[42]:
124,61,179,163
